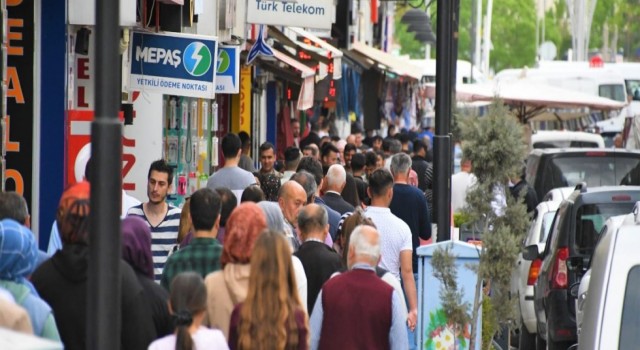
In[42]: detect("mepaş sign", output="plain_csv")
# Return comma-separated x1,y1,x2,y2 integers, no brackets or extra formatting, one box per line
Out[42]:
215,45,240,94
129,32,218,99
247,0,335,30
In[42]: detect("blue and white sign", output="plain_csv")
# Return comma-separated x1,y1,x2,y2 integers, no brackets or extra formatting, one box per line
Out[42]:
129,31,219,99
215,45,240,94
247,0,335,30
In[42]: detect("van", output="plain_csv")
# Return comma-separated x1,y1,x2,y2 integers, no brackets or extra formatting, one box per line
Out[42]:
577,205,640,349
531,131,605,149
495,65,627,103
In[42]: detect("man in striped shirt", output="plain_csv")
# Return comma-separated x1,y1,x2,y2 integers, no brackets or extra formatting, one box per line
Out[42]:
127,159,181,281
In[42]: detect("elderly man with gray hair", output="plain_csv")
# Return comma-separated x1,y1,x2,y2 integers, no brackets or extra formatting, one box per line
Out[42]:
310,225,409,349
321,164,355,215
293,204,342,312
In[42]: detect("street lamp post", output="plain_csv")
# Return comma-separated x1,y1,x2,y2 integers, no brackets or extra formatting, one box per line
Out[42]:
88,0,122,349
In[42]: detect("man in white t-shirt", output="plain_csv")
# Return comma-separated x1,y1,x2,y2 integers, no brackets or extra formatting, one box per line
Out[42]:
207,133,257,201
364,168,418,334
451,157,477,213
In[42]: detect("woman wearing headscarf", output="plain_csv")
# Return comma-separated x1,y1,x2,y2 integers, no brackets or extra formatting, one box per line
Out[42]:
204,202,267,338
31,181,156,350
121,216,173,337
0,219,60,341
257,201,308,312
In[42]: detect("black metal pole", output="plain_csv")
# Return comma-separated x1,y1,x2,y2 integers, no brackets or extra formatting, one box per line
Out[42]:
88,0,122,349
434,0,454,241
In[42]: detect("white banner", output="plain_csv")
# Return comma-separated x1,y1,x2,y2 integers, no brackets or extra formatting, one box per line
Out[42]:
247,0,335,30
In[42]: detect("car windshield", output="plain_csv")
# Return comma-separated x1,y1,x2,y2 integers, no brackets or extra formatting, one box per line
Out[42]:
543,155,640,190
575,203,636,254
620,265,640,348
540,211,557,242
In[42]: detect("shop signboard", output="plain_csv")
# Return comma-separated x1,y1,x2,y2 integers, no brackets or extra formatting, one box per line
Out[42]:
246,0,335,30
129,31,219,99
215,45,240,94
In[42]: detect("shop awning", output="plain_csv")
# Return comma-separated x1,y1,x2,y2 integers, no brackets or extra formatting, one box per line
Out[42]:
247,41,315,110
287,27,342,80
351,42,423,81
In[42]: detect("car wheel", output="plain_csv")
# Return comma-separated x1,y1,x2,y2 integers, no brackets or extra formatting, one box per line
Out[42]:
535,331,546,350
519,322,536,350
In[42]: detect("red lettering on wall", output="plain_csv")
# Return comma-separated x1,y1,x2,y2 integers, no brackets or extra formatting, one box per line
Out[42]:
78,58,90,79
123,136,136,191
77,86,89,108
7,67,24,104
7,18,24,56
4,116,20,153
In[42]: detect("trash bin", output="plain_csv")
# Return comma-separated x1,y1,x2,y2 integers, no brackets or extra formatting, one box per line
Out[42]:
417,241,482,350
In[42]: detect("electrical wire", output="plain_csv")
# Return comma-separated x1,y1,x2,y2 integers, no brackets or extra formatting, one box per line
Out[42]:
146,0,156,28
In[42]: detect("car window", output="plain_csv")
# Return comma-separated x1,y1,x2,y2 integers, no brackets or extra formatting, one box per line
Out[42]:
545,204,567,256
540,211,557,243
543,155,640,191
619,265,640,348
574,203,636,254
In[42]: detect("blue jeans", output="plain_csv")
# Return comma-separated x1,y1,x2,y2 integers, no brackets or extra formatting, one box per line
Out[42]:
404,273,419,350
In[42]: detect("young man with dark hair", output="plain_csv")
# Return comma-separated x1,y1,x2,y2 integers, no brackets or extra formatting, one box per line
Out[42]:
291,119,301,148
343,143,357,170
364,168,418,341
303,144,319,160
213,187,237,244
411,139,431,192
350,153,369,204
207,133,256,199
259,142,280,177
282,147,302,184
237,131,256,173
128,159,182,281
321,142,340,168
160,188,222,290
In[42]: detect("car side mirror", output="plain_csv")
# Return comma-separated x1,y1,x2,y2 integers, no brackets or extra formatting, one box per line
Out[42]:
523,245,540,261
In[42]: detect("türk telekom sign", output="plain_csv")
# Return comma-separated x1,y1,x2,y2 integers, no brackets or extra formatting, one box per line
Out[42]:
247,0,335,30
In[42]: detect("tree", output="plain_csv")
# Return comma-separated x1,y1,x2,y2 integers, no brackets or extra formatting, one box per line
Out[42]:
489,0,537,71
458,100,531,349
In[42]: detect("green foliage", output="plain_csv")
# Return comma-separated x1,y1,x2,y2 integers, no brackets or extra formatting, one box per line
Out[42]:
490,0,538,71
458,100,530,347
481,297,497,350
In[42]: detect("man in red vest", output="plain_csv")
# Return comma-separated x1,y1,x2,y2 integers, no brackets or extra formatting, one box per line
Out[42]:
309,225,408,350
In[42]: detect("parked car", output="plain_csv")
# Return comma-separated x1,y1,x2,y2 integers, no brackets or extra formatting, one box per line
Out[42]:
572,213,632,344
541,187,575,203
511,200,562,350
524,184,640,350
525,148,640,204
531,130,605,149
577,208,640,349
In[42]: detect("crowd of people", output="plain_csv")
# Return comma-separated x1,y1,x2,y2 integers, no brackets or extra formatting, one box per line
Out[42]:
1,121,506,349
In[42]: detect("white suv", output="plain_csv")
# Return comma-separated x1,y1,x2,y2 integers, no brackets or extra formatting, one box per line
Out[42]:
511,200,562,350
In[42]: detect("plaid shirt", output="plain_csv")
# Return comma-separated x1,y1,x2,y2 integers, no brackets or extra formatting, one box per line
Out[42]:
160,237,222,290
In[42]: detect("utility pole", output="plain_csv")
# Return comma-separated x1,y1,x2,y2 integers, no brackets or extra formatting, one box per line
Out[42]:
88,0,122,349
435,0,460,241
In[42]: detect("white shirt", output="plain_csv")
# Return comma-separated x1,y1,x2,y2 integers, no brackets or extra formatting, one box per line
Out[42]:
292,255,308,312
148,327,229,350
451,171,477,213
364,206,413,280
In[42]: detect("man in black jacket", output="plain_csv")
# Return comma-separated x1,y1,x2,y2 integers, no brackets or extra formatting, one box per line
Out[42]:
31,182,156,350
322,164,355,215
510,167,538,214
293,204,343,312
411,139,431,192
